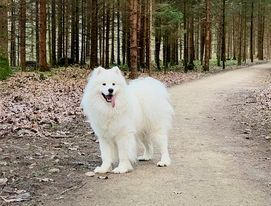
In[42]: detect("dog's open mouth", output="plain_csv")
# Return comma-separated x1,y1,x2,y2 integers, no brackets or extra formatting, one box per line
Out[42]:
102,93,116,107
102,93,113,102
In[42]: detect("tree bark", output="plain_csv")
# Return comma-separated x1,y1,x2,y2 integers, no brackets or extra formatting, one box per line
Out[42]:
183,0,188,72
155,12,161,70
51,0,56,66
39,0,48,71
20,0,26,70
57,0,63,61
117,0,121,65
36,0,40,64
81,0,86,65
257,1,264,60
188,14,195,70
200,15,205,64
105,2,110,68
237,5,242,66
129,0,138,79
250,1,254,62
111,2,115,64
203,0,211,71
10,0,16,66
90,0,98,68
75,0,79,63
145,0,151,74
221,0,226,69
86,0,91,60
242,1,247,62
0,0,8,60
139,0,145,69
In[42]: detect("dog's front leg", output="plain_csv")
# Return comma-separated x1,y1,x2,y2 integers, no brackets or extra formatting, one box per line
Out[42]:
112,133,136,174
94,138,113,173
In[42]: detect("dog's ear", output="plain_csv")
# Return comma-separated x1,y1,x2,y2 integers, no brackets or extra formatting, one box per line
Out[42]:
92,66,105,77
111,66,122,76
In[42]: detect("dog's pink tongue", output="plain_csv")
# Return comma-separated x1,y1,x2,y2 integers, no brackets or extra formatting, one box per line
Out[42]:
111,96,115,108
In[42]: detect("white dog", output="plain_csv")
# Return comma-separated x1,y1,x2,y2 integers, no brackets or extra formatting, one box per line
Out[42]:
81,66,174,173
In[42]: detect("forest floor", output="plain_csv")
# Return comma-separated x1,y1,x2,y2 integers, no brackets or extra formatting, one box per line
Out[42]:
0,63,271,205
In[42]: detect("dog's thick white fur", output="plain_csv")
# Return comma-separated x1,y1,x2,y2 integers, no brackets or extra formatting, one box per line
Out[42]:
81,66,174,174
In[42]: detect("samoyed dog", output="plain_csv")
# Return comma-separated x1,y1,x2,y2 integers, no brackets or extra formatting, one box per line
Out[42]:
81,66,174,174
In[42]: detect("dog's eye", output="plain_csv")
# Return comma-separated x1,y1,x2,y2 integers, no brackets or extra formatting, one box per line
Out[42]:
102,83,106,86
112,83,115,86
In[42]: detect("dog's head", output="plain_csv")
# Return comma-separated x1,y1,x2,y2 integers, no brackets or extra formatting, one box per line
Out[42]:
88,66,127,108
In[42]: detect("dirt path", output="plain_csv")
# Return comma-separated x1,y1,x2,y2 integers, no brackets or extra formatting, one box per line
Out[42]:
49,64,271,206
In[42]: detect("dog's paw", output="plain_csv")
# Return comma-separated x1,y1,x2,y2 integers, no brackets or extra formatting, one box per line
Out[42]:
112,164,133,174
94,166,110,173
137,155,151,161
157,158,171,167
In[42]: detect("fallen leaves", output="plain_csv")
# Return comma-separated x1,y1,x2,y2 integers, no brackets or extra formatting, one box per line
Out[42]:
0,67,89,139
257,85,271,109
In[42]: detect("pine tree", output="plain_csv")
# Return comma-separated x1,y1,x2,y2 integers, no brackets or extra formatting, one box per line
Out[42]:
39,0,48,71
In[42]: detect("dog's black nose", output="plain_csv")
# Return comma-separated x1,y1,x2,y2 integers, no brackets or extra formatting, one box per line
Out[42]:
108,88,114,94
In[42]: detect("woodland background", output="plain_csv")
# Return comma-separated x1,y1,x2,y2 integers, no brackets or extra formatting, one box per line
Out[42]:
0,0,271,79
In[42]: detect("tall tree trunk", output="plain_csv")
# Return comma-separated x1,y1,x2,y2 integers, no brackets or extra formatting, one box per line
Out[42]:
111,2,115,64
216,23,221,67
51,0,56,66
180,32,182,61
126,27,131,68
183,0,188,72
237,5,242,66
117,0,121,65
257,1,265,60
203,0,211,71
90,0,98,68
10,0,16,66
75,0,79,63
145,0,151,74
99,22,102,65
155,15,161,70
129,0,138,79
20,0,26,70
101,0,105,66
65,0,70,66
39,0,48,71
232,16,236,60
57,0,63,61
48,3,52,65
227,21,232,59
122,2,127,65
250,1,254,62
242,1,247,62
0,0,8,60
200,15,205,64
195,16,200,60
188,14,195,70
105,2,110,68
36,0,40,64
86,0,91,60
139,0,145,69
81,0,86,65
221,0,226,69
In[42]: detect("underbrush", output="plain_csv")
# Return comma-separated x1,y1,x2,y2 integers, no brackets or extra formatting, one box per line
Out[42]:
0,57,12,80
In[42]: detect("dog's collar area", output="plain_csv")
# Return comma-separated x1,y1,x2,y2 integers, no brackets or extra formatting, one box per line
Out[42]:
102,93,114,103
